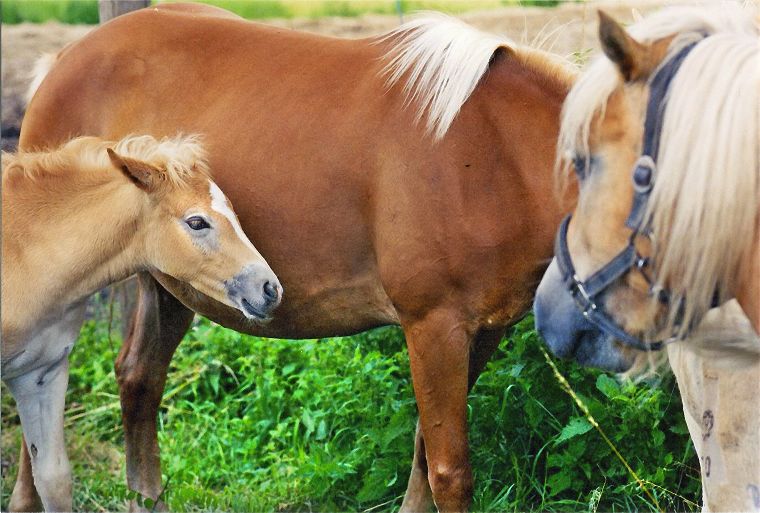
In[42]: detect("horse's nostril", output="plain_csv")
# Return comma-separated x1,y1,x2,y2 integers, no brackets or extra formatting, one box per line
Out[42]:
263,281,278,301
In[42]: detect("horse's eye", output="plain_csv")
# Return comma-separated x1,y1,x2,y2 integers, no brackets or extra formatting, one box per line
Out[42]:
185,216,210,231
573,155,588,177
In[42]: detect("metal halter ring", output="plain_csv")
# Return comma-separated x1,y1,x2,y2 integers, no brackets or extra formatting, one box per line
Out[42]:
632,155,656,193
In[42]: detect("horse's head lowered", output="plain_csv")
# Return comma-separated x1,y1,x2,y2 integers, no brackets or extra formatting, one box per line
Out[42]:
105,135,283,321
534,7,759,371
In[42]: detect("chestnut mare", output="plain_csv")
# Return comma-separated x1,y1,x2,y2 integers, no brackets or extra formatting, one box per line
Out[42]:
535,6,759,510
16,4,575,511
2,134,281,511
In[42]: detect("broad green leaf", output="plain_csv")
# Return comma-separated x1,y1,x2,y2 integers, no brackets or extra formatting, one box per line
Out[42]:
555,417,593,445
316,419,327,441
595,374,620,398
302,409,315,434
547,470,572,496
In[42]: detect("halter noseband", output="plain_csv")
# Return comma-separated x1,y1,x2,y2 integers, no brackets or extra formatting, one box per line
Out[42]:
554,39,702,352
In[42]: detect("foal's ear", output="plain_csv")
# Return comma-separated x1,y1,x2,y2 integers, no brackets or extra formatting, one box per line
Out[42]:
598,11,648,82
107,148,162,191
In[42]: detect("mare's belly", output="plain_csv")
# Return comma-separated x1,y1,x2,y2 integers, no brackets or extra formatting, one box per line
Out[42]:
152,271,399,339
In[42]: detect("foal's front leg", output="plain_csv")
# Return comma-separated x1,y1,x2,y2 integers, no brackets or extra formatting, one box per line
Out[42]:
5,356,72,512
6,304,85,512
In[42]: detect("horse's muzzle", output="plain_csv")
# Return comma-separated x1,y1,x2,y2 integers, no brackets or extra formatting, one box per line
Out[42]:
535,259,635,372
226,263,283,322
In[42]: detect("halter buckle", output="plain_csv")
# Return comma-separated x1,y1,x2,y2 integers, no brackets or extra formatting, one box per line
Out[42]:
572,274,590,300
572,274,598,315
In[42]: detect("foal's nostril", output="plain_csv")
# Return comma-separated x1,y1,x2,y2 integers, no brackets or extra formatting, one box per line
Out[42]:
263,281,279,302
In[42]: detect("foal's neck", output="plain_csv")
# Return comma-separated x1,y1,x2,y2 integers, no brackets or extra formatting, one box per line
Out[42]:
2,166,149,336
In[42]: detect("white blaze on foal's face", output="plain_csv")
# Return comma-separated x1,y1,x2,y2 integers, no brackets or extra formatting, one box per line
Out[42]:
208,180,260,255
201,179,281,320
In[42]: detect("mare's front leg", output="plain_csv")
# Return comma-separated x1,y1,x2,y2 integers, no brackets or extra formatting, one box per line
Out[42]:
400,328,504,512
400,420,432,512
116,272,194,511
401,308,476,512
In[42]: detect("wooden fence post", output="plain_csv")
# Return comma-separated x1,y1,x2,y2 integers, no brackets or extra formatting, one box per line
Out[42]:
98,0,150,23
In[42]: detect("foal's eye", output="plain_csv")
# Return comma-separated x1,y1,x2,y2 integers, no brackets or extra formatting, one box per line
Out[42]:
185,216,211,231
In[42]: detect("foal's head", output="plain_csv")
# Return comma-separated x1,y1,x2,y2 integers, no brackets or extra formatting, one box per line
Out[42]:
105,135,283,321
535,6,758,371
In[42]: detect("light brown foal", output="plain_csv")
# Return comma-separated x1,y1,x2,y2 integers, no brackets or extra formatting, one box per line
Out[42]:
2,134,281,511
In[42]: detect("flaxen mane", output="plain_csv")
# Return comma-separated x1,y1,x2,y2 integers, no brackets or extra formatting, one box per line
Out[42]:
558,4,759,338
3,134,209,187
380,14,576,141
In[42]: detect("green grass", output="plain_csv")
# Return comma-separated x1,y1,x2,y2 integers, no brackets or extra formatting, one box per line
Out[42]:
1,0,567,24
1,302,700,511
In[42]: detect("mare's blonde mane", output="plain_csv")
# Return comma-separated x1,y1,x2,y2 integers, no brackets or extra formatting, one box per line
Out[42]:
380,14,576,141
3,134,209,188
558,4,759,339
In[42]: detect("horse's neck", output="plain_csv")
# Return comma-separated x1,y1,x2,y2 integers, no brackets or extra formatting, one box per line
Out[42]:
485,50,574,209
1,171,148,336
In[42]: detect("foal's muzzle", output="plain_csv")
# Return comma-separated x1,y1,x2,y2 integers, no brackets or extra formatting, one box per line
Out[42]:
226,263,283,322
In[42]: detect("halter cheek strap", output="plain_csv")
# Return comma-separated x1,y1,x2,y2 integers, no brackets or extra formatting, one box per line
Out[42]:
555,216,662,351
626,39,701,232
554,39,703,352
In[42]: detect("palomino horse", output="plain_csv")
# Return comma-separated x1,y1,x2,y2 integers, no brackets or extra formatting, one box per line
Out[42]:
16,3,575,511
534,5,759,511
2,134,282,512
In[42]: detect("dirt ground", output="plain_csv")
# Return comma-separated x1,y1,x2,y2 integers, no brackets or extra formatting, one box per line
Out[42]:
1,0,688,152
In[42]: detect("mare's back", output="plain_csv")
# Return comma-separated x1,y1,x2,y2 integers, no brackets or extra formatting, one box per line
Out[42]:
21,6,396,152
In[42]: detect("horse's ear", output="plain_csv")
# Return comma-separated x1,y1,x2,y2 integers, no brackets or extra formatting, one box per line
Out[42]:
107,148,161,191
598,11,647,81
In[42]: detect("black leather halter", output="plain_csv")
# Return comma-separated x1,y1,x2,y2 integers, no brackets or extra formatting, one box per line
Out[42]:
554,40,702,352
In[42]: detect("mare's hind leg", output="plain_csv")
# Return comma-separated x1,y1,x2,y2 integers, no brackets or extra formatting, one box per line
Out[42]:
8,437,42,512
400,327,504,512
5,356,72,511
116,272,194,511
